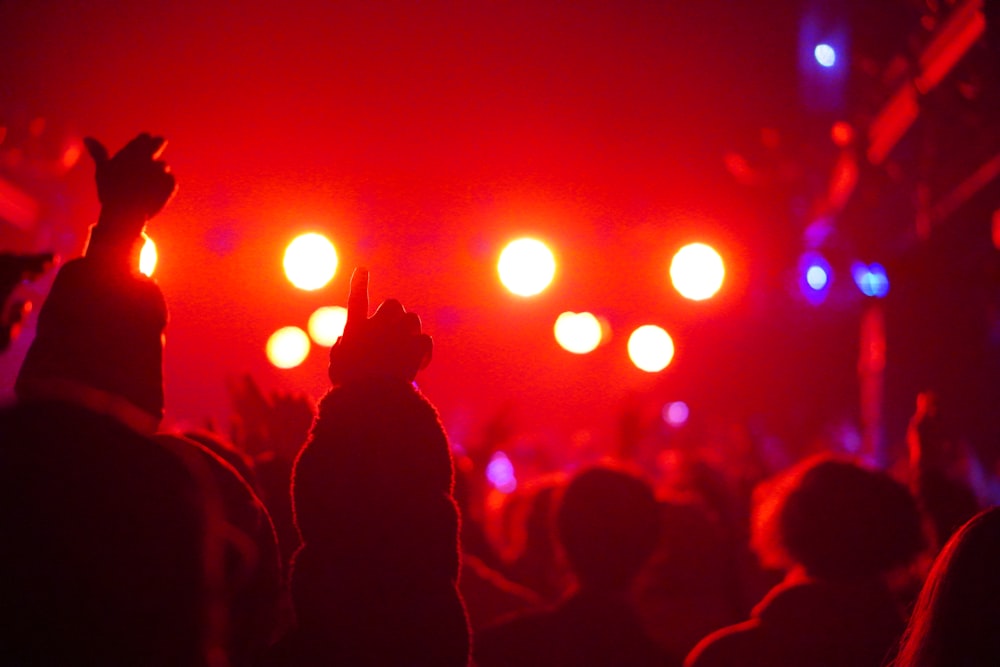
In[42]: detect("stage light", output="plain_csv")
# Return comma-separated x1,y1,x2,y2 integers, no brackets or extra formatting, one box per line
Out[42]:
798,252,831,303
806,265,828,290
308,305,348,346
831,121,854,147
139,233,157,277
628,325,675,373
814,43,837,68
486,451,517,494
284,233,337,291
498,237,556,297
267,326,310,369
670,243,725,301
662,401,690,427
852,262,889,298
554,311,602,354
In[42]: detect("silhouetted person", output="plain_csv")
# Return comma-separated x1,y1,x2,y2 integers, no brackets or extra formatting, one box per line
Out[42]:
264,268,470,667
686,456,925,667
475,464,677,667
0,400,209,666
5,134,281,665
907,392,981,550
505,478,571,602
893,505,1000,667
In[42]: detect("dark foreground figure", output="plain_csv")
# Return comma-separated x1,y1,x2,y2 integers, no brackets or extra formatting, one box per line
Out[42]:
685,456,925,667
476,465,679,667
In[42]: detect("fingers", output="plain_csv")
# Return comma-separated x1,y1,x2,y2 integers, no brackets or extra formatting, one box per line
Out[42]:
416,333,433,370
119,133,167,161
148,136,168,160
371,298,406,326
400,311,422,337
83,137,109,164
345,267,369,334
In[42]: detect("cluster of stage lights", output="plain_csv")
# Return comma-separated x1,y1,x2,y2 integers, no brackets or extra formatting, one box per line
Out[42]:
798,252,890,304
497,237,726,373
149,230,884,370
258,233,728,372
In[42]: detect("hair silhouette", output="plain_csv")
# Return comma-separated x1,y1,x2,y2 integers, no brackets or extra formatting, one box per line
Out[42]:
894,506,1000,667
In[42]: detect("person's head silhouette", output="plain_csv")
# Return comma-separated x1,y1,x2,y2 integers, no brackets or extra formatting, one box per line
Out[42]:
557,464,660,593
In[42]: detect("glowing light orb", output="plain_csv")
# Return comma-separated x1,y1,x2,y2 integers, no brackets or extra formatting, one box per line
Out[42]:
806,265,829,291
266,326,311,369
284,233,338,291
831,121,854,147
662,401,690,427
670,243,725,301
554,311,603,354
497,237,556,297
799,252,831,304
628,325,675,373
486,451,517,494
139,233,157,277
852,262,889,298
308,306,348,346
814,43,837,68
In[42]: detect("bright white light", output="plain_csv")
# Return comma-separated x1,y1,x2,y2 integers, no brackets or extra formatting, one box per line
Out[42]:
308,306,348,346
139,233,157,277
814,43,837,68
284,233,338,291
497,237,556,297
554,311,603,354
267,326,310,369
662,401,690,427
670,243,725,301
806,265,829,291
628,325,675,373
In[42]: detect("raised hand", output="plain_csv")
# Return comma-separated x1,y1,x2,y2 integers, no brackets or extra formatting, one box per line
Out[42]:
84,133,177,242
227,374,315,461
327,267,433,385
907,391,953,472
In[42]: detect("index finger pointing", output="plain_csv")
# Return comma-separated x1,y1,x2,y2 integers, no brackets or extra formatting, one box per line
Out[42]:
345,266,369,333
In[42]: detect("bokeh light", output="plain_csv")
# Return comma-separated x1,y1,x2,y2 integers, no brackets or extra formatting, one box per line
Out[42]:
798,252,831,304
831,121,854,147
266,326,311,369
554,311,603,354
284,232,338,291
139,233,157,277
308,305,348,346
852,262,890,298
669,242,725,301
806,265,829,290
497,237,556,297
662,401,690,427
486,451,517,494
814,43,837,68
628,325,675,372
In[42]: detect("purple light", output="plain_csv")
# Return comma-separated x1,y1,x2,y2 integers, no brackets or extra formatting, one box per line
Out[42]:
799,252,831,304
806,265,828,290
662,401,690,427
814,43,837,68
853,262,889,298
486,451,517,494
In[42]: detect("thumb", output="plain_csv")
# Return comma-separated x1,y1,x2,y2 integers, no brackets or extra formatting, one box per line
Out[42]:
83,137,110,164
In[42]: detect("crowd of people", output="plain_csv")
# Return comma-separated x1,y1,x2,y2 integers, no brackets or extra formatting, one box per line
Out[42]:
1,133,997,666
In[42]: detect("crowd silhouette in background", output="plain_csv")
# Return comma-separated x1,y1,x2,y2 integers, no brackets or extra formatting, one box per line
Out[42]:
0,133,997,666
